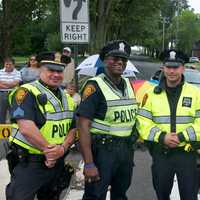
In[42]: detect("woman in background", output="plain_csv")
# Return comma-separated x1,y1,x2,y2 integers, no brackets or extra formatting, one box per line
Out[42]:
21,54,40,83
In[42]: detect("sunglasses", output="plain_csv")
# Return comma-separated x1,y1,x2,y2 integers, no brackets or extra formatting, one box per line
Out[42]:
30,58,36,61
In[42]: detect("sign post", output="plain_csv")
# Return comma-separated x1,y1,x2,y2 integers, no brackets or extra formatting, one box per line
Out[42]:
59,0,89,44
59,0,89,88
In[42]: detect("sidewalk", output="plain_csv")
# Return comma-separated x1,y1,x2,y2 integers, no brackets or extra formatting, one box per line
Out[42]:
0,158,110,200
0,150,198,200
0,160,9,200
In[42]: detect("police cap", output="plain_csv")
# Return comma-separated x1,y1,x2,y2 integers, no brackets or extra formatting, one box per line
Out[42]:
99,40,131,61
160,49,189,68
37,52,71,72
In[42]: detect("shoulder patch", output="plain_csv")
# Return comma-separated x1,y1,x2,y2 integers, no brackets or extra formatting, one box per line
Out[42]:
82,84,96,100
15,88,28,105
141,93,148,107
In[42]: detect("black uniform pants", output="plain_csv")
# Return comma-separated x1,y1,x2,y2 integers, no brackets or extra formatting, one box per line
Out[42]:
6,157,65,200
151,149,198,200
82,141,134,200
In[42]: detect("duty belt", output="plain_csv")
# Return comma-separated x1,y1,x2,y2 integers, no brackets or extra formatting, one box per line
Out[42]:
91,134,131,145
27,154,45,162
12,144,45,162
153,145,193,155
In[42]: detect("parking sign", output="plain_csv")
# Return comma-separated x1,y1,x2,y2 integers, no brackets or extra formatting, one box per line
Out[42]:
60,0,89,43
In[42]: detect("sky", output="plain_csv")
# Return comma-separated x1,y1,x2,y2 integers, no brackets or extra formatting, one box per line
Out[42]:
188,0,200,13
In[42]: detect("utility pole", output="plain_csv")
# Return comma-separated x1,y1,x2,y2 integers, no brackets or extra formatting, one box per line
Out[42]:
162,17,166,51
175,0,180,47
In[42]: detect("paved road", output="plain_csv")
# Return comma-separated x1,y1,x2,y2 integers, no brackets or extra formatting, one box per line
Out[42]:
127,149,156,199
131,58,161,80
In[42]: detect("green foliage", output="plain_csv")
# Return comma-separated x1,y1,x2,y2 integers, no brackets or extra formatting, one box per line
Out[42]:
45,32,62,51
168,10,200,54
0,0,198,58
14,56,28,64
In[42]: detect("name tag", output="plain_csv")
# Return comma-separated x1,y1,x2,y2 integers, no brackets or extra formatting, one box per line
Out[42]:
182,97,192,108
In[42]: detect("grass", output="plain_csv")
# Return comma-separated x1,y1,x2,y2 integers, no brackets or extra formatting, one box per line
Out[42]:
14,56,28,64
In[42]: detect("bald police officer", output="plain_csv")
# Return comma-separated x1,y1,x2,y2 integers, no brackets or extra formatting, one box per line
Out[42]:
77,40,138,200
6,52,76,200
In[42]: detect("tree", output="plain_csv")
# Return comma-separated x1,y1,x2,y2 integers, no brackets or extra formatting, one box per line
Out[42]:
1,0,191,58
0,0,39,58
167,10,200,55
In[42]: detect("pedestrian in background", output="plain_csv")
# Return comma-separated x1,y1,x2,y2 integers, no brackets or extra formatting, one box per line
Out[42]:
77,40,138,200
137,50,200,200
0,57,21,123
65,82,81,107
62,47,75,86
6,52,76,200
20,54,40,84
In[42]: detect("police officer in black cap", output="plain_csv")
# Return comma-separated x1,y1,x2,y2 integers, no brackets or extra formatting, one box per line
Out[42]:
77,40,138,200
6,52,76,200
137,49,200,200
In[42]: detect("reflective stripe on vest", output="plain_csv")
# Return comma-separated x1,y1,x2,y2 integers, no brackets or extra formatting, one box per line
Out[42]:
10,81,74,154
46,111,74,120
137,82,200,145
89,75,137,137
148,126,161,141
153,116,194,124
30,81,67,112
107,99,137,107
137,109,153,120
138,109,195,124
12,127,35,148
91,121,133,132
186,126,196,141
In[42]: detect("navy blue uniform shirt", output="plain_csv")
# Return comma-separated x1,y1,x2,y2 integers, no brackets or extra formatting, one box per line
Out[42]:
77,75,125,120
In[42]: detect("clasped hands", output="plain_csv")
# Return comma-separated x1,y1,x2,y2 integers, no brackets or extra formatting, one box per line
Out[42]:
163,132,180,148
43,144,65,168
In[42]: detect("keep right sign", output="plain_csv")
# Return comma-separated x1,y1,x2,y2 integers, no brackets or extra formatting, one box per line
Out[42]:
60,0,90,44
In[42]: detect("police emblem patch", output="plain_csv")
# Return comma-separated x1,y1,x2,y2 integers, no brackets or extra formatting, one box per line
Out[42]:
141,93,148,107
82,84,96,100
15,88,28,105
182,97,192,107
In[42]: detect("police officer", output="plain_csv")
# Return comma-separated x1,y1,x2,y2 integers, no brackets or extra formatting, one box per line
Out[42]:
137,50,200,200
6,52,76,200
77,40,138,200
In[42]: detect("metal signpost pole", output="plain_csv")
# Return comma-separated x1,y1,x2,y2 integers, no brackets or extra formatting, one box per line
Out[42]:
59,0,90,88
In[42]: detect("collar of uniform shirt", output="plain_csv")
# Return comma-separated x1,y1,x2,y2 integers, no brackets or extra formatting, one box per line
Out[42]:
38,79,61,98
103,73,125,95
159,75,185,91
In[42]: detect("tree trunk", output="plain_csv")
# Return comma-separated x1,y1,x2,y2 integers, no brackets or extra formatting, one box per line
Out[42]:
1,0,12,58
93,0,113,51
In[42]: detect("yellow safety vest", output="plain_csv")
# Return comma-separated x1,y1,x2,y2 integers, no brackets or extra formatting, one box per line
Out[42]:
9,80,75,154
88,74,138,137
137,82,200,146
